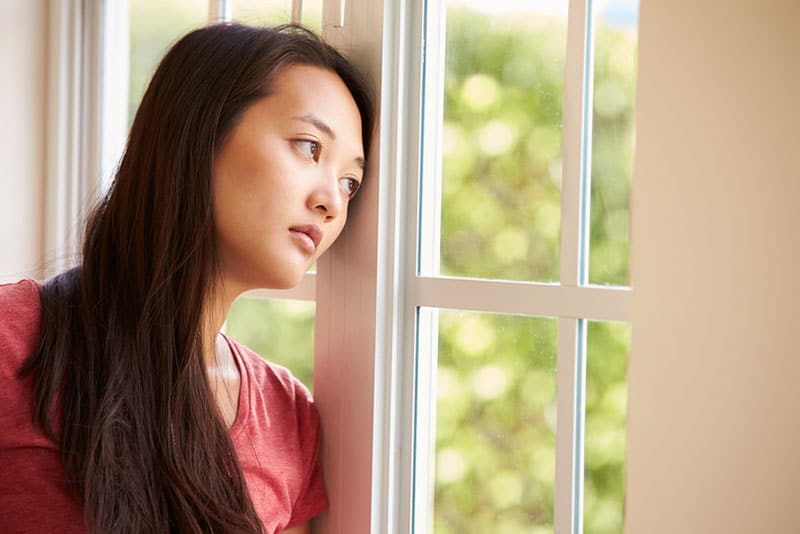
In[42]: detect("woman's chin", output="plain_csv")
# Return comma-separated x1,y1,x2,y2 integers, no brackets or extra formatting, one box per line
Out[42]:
228,259,310,292
258,269,306,291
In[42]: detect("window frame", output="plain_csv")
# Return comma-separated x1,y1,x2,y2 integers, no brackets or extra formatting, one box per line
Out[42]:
44,0,129,276
367,1,632,533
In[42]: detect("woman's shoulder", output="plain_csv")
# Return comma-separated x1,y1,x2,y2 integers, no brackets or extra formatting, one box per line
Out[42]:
0,279,42,340
225,335,314,405
224,334,321,450
0,278,40,304
224,337,327,529
0,279,42,376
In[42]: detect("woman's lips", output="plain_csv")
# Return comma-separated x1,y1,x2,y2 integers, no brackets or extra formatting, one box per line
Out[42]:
289,224,322,254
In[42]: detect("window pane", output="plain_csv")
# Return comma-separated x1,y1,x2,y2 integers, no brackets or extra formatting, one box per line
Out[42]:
584,321,630,533
232,0,323,32
225,297,315,391
433,309,558,533
589,0,639,286
129,0,208,125
435,2,568,282
232,0,291,26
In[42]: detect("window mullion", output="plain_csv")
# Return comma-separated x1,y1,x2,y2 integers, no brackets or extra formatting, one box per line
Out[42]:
416,0,445,279
560,0,594,290
556,317,588,534
413,277,630,322
208,0,232,22
410,0,447,532
556,0,595,533
368,0,430,530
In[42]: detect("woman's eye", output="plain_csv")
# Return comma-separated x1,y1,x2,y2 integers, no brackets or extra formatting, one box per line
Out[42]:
296,140,321,161
339,177,361,199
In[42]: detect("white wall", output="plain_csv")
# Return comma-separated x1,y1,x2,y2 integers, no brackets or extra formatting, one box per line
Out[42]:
0,2,47,283
626,1,799,532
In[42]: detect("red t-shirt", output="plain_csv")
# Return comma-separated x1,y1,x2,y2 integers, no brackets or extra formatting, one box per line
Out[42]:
0,280,327,533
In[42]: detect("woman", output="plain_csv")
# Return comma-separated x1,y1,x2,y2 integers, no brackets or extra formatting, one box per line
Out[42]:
0,23,373,534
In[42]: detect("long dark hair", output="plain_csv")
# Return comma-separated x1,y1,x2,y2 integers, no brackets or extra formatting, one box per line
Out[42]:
21,23,373,533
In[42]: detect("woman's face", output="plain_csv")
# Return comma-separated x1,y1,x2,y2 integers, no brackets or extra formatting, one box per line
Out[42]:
213,64,365,293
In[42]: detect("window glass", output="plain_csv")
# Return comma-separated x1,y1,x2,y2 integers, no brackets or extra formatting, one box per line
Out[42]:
226,297,316,390
584,320,630,533
432,309,558,533
436,1,568,282
232,0,291,25
232,0,323,32
129,0,208,125
589,0,639,286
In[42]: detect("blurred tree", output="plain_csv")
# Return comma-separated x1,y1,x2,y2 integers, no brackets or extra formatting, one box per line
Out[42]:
590,22,638,286
440,9,565,283
226,299,315,390
433,6,635,533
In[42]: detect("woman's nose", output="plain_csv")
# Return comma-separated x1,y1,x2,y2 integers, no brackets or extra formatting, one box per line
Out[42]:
307,170,342,221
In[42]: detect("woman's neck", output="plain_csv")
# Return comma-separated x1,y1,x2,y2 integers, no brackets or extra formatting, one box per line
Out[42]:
201,283,236,367
201,285,241,428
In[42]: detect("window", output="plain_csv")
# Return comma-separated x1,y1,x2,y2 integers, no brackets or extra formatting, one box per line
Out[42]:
376,0,638,532
129,0,208,126
64,1,638,531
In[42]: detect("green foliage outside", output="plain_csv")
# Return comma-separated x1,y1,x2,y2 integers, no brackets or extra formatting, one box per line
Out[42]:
439,10,566,283
434,311,558,533
590,21,638,286
226,299,316,391
584,321,630,533
432,7,635,533
129,3,636,532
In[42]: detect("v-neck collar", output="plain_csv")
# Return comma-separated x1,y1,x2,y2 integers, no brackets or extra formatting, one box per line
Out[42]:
220,333,249,440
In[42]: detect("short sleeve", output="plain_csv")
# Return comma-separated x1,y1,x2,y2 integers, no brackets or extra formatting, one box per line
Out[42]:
0,279,42,378
226,337,331,531
286,389,328,527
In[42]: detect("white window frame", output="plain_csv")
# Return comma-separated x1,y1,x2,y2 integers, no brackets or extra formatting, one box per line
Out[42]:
44,0,129,276
364,1,632,533
52,1,633,532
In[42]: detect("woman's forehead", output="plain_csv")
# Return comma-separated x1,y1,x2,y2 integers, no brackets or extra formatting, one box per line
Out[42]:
263,65,364,149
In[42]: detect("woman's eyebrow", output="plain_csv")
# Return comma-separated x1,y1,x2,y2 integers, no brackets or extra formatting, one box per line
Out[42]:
292,114,336,140
292,113,366,170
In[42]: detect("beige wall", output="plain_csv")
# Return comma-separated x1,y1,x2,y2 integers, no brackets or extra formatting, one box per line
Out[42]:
0,2,47,283
627,1,799,532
